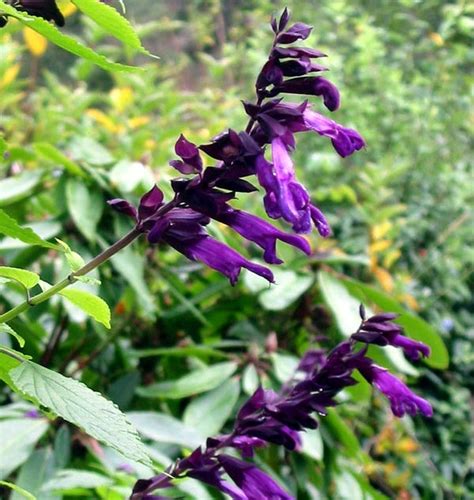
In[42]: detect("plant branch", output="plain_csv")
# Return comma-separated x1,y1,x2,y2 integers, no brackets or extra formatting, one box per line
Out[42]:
0,226,142,325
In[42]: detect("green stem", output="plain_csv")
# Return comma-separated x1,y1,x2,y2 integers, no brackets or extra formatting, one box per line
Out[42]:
0,227,142,324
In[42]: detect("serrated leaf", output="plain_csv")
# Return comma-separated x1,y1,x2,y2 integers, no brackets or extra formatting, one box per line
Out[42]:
0,324,25,348
0,210,58,249
72,0,154,56
0,1,140,72
0,266,40,289
137,362,238,399
9,361,151,466
59,288,111,328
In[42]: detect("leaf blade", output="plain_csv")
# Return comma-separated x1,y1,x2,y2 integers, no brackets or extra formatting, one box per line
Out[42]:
9,361,151,466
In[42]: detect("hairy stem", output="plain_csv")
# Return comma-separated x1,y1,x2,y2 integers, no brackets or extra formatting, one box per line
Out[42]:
0,227,142,324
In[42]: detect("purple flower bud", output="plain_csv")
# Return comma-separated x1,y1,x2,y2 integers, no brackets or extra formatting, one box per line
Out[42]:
272,46,327,59
138,186,164,220
353,315,430,361
256,59,285,89
271,77,340,111
278,8,291,32
108,199,138,219
278,58,328,77
361,365,433,418
170,134,203,174
218,455,294,500
276,22,313,44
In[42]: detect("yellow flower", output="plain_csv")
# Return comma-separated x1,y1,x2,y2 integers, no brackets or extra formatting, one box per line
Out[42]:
0,64,20,90
23,28,48,57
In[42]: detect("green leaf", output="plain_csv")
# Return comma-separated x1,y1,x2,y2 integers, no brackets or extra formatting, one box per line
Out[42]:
183,378,240,437
66,179,103,241
109,247,155,316
59,288,111,328
0,210,58,249
0,418,49,480
0,266,40,289
342,278,449,369
0,481,36,500
55,239,85,272
0,136,7,156
242,364,259,395
301,427,324,461
72,0,153,56
9,361,151,466
42,470,113,492
0,171,43,207
68,137,114,166
271,353,299,383
323,408,361,457
0,1,140,72
11,449,57,500
34,142,86,177
127,411,203,448
318,271,362,336
0,351,22,389
137,361,238,399
259,269,313,311
0,324,25,348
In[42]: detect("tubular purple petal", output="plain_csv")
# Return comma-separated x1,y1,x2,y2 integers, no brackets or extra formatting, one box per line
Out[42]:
215,207,311,264
362,365,433,417
168,235,274,285
218,455,294,500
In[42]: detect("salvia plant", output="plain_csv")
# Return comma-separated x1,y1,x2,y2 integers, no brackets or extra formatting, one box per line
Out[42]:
0,2,438,499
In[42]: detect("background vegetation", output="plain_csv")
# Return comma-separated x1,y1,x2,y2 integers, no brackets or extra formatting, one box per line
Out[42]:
0,0,472,498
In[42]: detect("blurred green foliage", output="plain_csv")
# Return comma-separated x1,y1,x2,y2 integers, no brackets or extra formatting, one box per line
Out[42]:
0,0,472,498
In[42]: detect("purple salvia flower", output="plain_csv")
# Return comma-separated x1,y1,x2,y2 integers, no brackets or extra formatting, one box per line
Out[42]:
353,314,430,361
276,22,313,44
360,365,433,418
172,235,274,285
215,207,311,264
169,134,203,174
269,77,340,111
270,136,312,233
303,108,365,157
218,455,294,500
